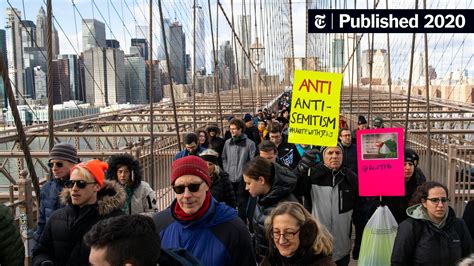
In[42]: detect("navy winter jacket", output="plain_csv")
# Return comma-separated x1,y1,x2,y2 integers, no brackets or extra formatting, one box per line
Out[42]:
154,197,256,266
34,178,66,242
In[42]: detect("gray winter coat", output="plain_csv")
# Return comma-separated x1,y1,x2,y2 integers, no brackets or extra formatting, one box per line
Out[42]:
222,134,256,183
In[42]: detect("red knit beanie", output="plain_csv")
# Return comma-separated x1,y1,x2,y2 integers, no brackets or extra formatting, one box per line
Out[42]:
171,156,210,186
72,159,108,187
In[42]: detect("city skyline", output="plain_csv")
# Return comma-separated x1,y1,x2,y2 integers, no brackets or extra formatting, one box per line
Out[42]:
0,1,472,81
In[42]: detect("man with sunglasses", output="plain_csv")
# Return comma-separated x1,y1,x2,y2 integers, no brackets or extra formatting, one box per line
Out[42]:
33,159,125,266
34,143,79,244
153,156,256,266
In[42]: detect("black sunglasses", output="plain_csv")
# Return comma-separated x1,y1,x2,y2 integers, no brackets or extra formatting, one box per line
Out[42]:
172,182,203,194
48,162,64,168
65,180,96,189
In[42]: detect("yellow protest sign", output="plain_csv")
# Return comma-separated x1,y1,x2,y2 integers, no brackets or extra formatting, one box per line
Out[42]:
287,70,342,146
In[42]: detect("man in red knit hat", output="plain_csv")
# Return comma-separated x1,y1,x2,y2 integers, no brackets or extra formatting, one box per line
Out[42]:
153,156,256,265
33,159,125,266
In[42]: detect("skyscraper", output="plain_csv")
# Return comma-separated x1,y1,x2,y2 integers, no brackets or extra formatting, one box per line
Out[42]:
83,47,125,106
169,21,186,84
125,55,146,104
35,7,59,56
193,5,206,72
131,38,148,59
6,7,24,99
331,36,344,70
35,6,46,47
236,15,251,79
218,41,235,90
106,39,120,49
82,19,106,51
59,54,81,100
157,18,170,61
51,59,71,104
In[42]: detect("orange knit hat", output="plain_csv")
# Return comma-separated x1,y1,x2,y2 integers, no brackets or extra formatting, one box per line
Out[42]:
72,159,108,187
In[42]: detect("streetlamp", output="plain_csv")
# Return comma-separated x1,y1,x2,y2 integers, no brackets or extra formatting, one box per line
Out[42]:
250,38,265,111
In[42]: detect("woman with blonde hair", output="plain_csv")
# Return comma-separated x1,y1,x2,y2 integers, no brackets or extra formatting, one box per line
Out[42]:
263,202,335,266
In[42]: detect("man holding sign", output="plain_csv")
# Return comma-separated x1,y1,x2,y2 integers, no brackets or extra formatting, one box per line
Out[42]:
294,144,360,266
289,70,360,266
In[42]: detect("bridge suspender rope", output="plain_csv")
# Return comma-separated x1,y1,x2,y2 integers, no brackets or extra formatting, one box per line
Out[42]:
148,0,155,186
386,0,393,128
230,0,244,116
423,0,432,178
208,0,224,131
192,0,197,132
47,0,55,152
405,0,418,144
157,0,181,150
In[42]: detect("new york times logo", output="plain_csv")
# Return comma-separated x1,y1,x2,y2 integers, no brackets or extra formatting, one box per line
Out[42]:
308,9,474,33
314,14,326,29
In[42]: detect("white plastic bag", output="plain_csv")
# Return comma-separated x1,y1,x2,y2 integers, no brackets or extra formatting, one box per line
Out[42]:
358,206,398,266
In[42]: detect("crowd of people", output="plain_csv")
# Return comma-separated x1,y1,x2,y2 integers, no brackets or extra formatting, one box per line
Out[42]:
1,92,473,266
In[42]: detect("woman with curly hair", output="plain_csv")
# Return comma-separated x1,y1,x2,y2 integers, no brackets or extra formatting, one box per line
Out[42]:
263,202,335,266
106,154,158,214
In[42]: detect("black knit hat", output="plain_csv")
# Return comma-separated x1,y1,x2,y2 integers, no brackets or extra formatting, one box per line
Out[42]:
49,143,78,163
358,115,368,125
404,148,419,167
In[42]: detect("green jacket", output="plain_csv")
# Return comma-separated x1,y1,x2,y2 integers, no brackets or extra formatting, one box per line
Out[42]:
0,204,25,266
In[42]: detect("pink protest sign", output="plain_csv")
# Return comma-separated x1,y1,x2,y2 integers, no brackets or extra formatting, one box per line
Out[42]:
356,128,405,196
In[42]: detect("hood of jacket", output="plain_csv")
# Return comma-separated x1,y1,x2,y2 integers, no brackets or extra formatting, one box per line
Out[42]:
259,163,297,207
60,180,126,216
106,154,142,189
406,203,452,229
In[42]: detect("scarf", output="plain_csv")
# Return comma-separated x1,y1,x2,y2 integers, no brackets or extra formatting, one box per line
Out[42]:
173,191,211,221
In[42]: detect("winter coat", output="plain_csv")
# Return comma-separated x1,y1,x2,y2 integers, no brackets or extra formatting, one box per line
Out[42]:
0,204,25,266
391,204,472,266
463,199,474,240
245,125,261,146
34,177,67,242
209,136,225,156
153,197,256,266
293,163,359,261
252,163,298,260
261,250,336,266
106,154,158,214
175,146,206,160
341,143,358,176
32,180,125,266
277,140,301,170
383,169,426,224
124,181,158,214
222,134,256,183
210,171,237,208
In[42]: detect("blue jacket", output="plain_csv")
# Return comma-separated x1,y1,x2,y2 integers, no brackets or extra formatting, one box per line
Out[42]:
34,178,66,242
153,197,256,266
175,146,206,160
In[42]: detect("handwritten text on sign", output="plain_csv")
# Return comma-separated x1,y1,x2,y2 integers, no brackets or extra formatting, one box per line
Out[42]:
288,70,342,146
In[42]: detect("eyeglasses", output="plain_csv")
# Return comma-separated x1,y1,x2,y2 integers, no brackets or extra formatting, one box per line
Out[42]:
48,162,64,168
426,197,450,204
173,182,203,194
272,229,300,240
65,180,97,189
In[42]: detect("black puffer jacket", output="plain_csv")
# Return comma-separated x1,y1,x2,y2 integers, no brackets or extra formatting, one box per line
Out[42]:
252,163,298,260
32,180,125,266
210,171,237,208
391,205,472,266
383,169,426,223
0,204,24,266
